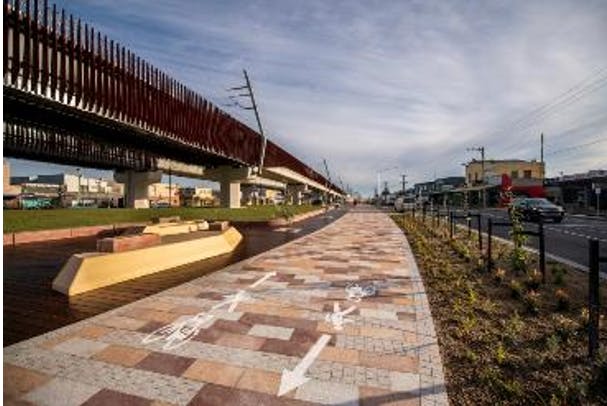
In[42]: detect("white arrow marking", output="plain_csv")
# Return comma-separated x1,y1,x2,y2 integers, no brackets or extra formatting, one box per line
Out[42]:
227,290,249,312
249,271,277,288
325,301,356,331
212,272,275,313
278,334,332,396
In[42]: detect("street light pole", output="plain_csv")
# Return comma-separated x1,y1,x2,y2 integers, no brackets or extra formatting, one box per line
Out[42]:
467,146,486,208
376,166,398,207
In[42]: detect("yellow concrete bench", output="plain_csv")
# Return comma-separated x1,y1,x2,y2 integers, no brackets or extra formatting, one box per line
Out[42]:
142,220,209,236
52,226,242,296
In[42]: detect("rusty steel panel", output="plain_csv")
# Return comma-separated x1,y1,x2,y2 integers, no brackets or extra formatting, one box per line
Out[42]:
23,0,31,89
4,1,8,75
3,0,343,194
58,8,65,100
11,0,20,84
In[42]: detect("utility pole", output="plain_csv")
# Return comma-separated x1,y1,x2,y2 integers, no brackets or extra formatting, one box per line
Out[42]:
227,70,267,174
540,132,545,181
401,174,407,195
467,146,485,208
322,159,331,204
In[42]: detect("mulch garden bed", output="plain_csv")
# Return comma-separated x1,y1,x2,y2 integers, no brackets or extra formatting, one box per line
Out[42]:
393,213,607,405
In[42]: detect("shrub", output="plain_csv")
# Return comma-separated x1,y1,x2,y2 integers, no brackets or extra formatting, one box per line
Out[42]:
524,290,541,314
503,311,524,343
552,264,567,286
552,314,579,341
555,288,571,311
495,342,507,365
509,279,523,299
546,334,560,354
493,268,506,284
525,269,542,290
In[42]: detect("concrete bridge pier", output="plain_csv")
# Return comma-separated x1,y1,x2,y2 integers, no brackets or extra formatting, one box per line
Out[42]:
204,166,252,209
287,184,308,205
220,180,241,209
115,170,162,209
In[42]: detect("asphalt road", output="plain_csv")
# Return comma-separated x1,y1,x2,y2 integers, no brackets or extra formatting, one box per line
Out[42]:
448,208,607,273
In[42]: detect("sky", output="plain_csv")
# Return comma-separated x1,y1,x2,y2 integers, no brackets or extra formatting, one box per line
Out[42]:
7,0,607,196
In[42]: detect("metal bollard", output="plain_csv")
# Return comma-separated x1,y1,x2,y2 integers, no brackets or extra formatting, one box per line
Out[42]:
477,214,483,253
588,239,600,359
486,218,493,272
538,218,546,284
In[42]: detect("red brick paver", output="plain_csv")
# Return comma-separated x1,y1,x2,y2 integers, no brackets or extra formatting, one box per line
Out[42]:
4,208,448,405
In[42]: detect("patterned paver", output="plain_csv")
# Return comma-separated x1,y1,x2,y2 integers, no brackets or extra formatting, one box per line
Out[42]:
4,208,449,405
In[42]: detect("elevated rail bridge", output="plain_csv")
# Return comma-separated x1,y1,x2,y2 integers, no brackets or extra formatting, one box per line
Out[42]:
3,0,343,207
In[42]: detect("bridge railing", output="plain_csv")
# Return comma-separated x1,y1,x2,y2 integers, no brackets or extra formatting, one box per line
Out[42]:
3,0,342,194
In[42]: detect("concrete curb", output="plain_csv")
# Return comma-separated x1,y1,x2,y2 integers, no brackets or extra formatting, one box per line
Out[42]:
3,207,333,246
3,222,146,246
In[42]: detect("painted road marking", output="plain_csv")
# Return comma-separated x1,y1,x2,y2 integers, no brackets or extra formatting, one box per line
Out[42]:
142,271,276,349
278,334,332,396
345,282,377,302
324,301,356,331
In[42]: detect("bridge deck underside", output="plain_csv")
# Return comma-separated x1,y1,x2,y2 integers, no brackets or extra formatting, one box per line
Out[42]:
4,86,242,171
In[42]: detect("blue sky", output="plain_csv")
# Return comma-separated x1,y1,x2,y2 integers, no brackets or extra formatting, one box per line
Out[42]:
8,0,607,196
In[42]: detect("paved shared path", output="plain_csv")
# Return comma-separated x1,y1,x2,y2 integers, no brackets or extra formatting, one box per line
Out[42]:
4,208,448,406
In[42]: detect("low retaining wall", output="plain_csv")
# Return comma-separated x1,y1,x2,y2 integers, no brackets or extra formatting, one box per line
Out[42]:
3,223,146,246
4,206,334,246
52,226,243,296
267,207,331,227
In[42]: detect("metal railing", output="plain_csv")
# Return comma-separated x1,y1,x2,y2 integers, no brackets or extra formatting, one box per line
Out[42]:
3,0,343,194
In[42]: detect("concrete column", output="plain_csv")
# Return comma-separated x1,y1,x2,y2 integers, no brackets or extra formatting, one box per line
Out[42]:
204,166,252,209
287,184,307,205
241,186,255,206
220,180,241,209
114,170,162,209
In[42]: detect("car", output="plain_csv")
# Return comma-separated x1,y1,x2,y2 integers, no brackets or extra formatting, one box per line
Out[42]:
151,201,171,209
394,195,416,212
509,198,565,223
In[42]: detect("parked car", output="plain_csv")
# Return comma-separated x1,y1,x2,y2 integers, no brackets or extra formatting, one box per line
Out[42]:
509,198,565,223
394,195,416,212
151,201,171,209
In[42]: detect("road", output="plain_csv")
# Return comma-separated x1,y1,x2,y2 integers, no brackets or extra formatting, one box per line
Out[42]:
447,208,607,273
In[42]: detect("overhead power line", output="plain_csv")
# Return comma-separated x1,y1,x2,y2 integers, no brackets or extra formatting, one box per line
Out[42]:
488,66,607,152
545,136,607,157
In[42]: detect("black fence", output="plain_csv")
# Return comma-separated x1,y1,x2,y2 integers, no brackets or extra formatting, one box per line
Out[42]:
588,239,605,359
400,206,603,359
486,217,546,283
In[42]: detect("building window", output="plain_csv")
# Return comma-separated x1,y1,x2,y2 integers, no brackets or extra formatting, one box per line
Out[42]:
511,170,519,179
524,170,532,179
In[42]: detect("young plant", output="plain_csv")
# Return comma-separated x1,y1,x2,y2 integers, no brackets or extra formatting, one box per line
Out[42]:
503,311,524,343
555,288,571,311
523,290,541,315
495,342,507,365
493,267,506,284
509,279,523,299
525,269,542,290
551,264,567,286
509,205,528,274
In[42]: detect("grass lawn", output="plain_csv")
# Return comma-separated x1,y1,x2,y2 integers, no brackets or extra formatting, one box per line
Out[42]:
3,205,320,233
393,213,606,405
